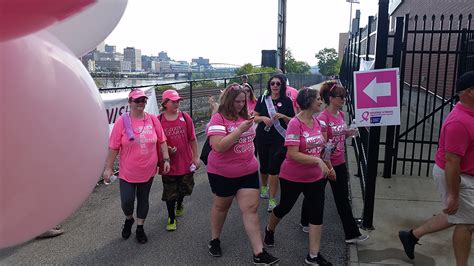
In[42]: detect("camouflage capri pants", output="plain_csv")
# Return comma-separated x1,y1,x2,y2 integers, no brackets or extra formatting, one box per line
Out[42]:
161,173,195,201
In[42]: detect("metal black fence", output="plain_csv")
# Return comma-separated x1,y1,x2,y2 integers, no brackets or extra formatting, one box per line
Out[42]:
340,0,474,229
99,72,324,133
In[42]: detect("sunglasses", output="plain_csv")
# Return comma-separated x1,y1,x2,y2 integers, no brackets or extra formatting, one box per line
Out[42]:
132,98,147,103
228,84,243,91
270,81,281,87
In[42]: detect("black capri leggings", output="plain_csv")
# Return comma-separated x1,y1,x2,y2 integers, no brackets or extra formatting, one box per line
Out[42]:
272,178,327,225
119,177,154,220
256,139,286,175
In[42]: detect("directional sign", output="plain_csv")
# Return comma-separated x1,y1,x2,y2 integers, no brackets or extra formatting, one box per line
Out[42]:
353,68,400,127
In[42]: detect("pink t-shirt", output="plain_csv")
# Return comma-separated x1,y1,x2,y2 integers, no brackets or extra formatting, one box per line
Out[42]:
286,86,300,113
247,100,257,113
206,113,258,178
158,111,196,176
279,117,326,183
318,109,347,166
109,113,167,183
435,103,474,175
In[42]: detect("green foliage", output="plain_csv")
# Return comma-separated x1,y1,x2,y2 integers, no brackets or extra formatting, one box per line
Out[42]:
233,64,276,86
285,50,311,74
315,48,340,76
154,85,177,92
183,80,218,90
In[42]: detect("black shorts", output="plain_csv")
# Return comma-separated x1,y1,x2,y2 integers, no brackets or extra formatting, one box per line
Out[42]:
208,171,260,197
256,139,286,175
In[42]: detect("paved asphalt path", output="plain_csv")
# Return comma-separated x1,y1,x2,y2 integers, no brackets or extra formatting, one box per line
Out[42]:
0,136,348,265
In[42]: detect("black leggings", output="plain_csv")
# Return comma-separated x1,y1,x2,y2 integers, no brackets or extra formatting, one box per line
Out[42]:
273,178,327,225
119,177,154,220
301,163,361,239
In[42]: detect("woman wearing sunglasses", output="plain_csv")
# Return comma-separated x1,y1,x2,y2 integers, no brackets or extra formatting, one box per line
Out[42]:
103,89,170,244
300,81,368,244
263,87,332,265
254,74,295,211
206,83,279,265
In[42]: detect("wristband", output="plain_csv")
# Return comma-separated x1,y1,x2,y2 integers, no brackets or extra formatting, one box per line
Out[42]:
163,158,170,163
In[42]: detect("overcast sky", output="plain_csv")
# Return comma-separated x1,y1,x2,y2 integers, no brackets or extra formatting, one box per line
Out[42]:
105,0,380,66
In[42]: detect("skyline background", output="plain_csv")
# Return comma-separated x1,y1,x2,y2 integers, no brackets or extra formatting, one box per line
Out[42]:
105,0,380,66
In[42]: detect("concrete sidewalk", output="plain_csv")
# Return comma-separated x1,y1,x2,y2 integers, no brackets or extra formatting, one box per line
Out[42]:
345,144,474,265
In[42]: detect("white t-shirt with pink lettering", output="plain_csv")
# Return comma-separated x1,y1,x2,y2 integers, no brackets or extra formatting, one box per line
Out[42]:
206,113,258,178
318,109,347,166
109,113,167,183
435,103,474,175
159,111,196,176
279,117,326,183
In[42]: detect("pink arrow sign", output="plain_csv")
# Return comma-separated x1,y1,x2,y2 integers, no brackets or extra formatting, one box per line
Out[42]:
355,69,398,109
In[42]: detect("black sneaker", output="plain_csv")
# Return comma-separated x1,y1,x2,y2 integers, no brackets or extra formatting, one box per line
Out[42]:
399,230,419,259
264,226,275,247
253,249,279,265
121,218,134,240
305,253,332,265
135,225,148,244
208,238,222,257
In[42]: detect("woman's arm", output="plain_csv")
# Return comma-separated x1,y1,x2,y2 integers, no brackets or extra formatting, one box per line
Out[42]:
160,141,171,174
286,146,329,176
103,148,119,182
190,139,200,169
254,111,272,126
210,119,254,153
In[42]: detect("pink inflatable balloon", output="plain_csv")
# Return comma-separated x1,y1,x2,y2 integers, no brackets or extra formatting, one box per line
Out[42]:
0,32,109,248
0,0,96,41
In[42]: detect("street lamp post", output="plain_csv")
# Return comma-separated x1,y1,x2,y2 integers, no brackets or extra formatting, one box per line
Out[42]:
347,0,360,33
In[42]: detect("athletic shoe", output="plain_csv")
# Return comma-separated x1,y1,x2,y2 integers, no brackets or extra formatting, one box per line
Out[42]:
208,238,222,257
35,227,64,239
135,225,147,244
166,217,177,231
345,234,369,243
175,205,184,217
253,249,279,265
260,186,269,199
267,198,277,212
121,218,134,240
264,226,275,247
399,230,419,259
300,223,309,233
305,253,332,265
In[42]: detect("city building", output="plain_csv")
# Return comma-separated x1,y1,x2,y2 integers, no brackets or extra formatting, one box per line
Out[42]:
124,47,142,72
158,51,170,61
104,44,116,53
170,61,190,72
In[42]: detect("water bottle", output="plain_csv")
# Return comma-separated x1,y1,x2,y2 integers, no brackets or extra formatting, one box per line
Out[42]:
189,163,197,172
105,175,118,185
349,119,359,138
323,139,334,161
264,124,271,132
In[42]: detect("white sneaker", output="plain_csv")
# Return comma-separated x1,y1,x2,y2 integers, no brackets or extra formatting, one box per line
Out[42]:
345,234,369,243
299,223,309,233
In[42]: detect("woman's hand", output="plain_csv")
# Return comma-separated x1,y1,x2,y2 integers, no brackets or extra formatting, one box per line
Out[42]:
162,161,170,174
103,168,113,184
238,119,254,133
192,157,201,170
168,146,177,154
316,159,330,177
327,168,337,181
260,116,273,127
272,112,287,120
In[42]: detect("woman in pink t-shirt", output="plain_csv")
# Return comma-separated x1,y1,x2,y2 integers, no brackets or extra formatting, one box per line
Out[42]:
264,87,331,265
206,83,279,264
103,89,170,244
305,81,368,244
158,89,199,232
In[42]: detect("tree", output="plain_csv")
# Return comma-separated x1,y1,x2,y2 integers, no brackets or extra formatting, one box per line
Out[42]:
315,48,340,76
285,50,311,74
233,64,275,85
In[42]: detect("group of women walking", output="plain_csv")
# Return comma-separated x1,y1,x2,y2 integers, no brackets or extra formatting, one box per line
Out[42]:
102,74,368,265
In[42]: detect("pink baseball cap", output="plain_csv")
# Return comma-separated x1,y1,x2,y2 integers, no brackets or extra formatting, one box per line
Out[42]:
128,89,148,99
162,89,182,103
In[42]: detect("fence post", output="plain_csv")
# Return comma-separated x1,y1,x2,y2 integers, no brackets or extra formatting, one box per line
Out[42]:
362,0,389,230
383,17,404,178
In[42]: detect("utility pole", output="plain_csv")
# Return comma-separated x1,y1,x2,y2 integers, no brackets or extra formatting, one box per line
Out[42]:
347,0,360,33
277,0,286,72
